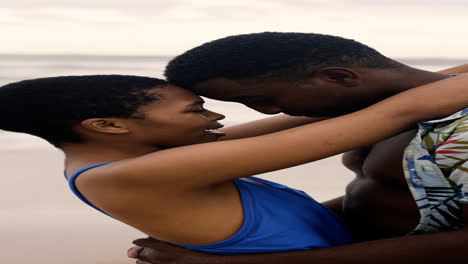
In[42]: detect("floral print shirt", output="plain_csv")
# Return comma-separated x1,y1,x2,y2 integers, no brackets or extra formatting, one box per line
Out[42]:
404,108,468,233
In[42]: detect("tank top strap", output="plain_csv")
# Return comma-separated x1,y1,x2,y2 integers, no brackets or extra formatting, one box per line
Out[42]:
246,176,288,188
65,162,113,216
246,176,315,200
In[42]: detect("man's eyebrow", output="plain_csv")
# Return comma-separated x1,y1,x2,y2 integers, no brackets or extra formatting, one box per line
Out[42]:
186,100,205,107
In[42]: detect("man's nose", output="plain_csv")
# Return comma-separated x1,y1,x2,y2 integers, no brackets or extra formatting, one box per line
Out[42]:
248,105,282,115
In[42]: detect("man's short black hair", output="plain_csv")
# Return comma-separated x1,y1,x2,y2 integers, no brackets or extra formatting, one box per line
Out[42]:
165,32,401,88
0,75,167,147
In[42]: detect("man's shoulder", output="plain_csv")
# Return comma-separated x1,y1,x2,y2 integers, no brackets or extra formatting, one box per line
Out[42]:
419,108,468,152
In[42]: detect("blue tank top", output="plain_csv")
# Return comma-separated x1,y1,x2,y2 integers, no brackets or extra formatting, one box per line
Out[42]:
66,163,354,254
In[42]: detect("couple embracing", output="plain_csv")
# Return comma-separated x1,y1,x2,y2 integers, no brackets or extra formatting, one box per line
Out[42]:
2,32,468,264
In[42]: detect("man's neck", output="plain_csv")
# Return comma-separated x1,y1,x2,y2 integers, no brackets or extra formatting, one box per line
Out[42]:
369,66,450,96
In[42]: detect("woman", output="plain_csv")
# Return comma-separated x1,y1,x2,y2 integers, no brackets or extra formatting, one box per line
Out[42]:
1,74,467,254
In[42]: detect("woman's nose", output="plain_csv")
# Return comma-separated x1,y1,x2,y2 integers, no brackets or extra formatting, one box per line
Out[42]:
205,109,225,121
214,112,226,121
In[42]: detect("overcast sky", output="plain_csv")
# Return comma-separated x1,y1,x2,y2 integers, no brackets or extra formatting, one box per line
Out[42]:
1,0,467,57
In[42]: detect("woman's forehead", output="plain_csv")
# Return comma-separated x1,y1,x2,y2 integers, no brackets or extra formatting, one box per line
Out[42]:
151,85,202,105
164,85,199,97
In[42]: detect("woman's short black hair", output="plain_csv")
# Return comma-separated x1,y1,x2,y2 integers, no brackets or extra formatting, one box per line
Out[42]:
165,32,400,88
0,75,167,147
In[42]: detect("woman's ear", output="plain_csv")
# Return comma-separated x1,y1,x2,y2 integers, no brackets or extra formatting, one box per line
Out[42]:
80,118,130,134
313,67,360,87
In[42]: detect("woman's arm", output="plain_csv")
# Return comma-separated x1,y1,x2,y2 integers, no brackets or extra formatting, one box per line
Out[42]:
76,74,468,244
438,63,468,74
219,115,327,140
95,73,468,190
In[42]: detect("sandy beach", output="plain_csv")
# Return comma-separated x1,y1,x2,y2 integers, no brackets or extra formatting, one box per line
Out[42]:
0,132,354,264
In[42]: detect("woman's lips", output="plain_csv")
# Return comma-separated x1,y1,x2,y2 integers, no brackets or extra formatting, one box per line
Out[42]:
205,128,226,136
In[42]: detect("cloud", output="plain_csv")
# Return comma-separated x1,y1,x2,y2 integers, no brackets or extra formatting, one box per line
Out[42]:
0,0,467,57
338,0,468,5
2,0,466,21
0,0,180,9
2,0,467,8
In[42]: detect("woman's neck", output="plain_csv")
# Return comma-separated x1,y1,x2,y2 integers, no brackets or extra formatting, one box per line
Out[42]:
62,140,160,169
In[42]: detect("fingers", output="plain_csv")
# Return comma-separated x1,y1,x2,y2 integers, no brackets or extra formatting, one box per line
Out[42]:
128,245,144,259
131,237,165,263
139,247,165,262
133,237,162,248
136,260,153,264
133,238,172,262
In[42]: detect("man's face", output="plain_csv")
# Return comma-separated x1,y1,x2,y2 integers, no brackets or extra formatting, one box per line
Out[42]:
192,77,369,117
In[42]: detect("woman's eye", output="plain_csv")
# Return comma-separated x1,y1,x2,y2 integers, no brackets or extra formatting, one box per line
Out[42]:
192,109,205,113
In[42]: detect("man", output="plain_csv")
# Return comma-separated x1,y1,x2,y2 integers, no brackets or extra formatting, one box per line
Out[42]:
129,32,468,263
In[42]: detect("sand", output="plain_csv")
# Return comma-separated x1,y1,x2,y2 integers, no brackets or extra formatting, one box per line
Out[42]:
0,132,354,264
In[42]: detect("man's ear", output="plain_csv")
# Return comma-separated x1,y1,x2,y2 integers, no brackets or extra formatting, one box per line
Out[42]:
313,67,360,87
80,118,130,134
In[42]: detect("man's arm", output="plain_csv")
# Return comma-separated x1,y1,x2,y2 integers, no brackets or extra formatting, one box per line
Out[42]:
131,213,468,264
219,115,326,141
320,196,344,218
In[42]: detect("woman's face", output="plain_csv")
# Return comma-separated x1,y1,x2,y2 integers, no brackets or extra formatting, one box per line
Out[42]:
128,85,225,148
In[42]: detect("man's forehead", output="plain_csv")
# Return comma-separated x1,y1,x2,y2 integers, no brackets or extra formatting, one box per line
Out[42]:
192,78,272,98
